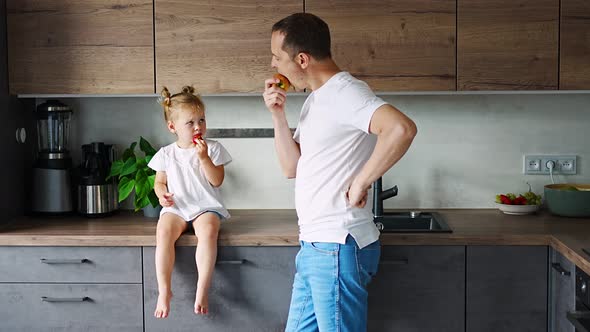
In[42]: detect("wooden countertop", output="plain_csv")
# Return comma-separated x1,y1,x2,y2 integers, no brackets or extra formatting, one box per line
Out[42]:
2,209,590,274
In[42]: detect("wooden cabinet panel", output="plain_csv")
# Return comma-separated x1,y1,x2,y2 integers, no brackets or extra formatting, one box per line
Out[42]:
307,0,456,92
7,0,154,94
458,0,559,90
155,0,302,94
560,0,590,90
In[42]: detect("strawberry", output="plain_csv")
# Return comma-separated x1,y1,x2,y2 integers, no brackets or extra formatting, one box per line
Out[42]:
500,194,512,205
192,134,202,144
514,196,527,205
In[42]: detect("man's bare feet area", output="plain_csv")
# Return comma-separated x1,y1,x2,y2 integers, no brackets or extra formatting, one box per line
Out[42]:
194,288,209,315
154,292,172,318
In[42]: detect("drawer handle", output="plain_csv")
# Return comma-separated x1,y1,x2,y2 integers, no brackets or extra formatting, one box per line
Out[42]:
381,259,409,265
217,259,246,265
551,262,571,276
42,296,89,302
41,258,90,264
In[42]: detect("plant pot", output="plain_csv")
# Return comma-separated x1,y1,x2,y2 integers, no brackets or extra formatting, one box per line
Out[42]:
142,205,162,218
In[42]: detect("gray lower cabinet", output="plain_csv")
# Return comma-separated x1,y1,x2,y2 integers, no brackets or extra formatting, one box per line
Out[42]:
143,246,298,332
466,246,548,332
549,248,575,332
0,246,143,332
0,246,142,283
368,245,466,332
0,284,143,332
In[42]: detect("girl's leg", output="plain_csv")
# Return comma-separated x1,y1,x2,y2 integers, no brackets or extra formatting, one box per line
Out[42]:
154,212,188,318
191,212,221,315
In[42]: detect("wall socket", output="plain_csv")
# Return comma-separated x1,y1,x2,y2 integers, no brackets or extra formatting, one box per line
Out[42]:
523,155,577,175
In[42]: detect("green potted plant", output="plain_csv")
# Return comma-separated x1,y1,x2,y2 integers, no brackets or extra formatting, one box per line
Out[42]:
107,136,160,217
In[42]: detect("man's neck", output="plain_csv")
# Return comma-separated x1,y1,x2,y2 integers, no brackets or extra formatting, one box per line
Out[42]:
306,59,341,91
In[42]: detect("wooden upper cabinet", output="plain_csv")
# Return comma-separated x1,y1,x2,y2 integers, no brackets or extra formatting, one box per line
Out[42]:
306,0,456,92
458,0,559,90
560,0,590,90
7,1,154,95
155,1,302,94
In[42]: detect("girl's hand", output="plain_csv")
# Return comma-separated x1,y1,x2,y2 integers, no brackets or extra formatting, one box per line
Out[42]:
194,137,209,161
159,192,174,207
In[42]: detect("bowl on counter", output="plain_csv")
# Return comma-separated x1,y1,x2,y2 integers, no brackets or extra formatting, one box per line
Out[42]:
544,184,590,217
496,203,540,215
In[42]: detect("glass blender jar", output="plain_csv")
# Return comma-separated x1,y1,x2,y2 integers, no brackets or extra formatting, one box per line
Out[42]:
36,101,72,158
31,100,74,213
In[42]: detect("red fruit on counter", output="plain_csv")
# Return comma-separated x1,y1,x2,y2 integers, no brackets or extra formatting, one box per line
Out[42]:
192,134,202,144
514,196,527,205
500,195,512,205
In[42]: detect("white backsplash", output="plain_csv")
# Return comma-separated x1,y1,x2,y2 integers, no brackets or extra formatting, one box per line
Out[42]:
66,93,590,209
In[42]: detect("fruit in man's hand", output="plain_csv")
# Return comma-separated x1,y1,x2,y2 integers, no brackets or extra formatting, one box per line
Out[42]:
192,134,202,144
274,73,291,91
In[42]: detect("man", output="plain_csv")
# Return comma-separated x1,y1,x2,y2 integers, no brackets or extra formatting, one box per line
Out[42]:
262,13,417,332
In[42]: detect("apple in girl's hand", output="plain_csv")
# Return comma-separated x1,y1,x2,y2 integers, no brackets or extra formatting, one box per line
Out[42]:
274,73,291,91
192,134,202,144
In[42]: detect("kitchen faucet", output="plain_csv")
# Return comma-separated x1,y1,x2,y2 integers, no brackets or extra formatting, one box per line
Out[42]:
372,177,398,218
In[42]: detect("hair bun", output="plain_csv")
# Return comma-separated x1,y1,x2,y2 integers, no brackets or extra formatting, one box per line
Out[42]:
160,86,172,106
181,85,195,94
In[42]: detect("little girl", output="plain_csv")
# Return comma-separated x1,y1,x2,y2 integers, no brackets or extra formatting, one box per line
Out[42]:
148,86,232,318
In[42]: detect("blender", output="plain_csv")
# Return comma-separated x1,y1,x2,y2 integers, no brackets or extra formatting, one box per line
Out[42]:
31,100,74,213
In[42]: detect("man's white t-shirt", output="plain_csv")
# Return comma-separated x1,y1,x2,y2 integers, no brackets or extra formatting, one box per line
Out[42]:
293,71,387,249
147,139,232,221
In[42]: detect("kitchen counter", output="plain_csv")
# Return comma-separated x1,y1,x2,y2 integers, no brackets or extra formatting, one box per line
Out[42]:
2,209,590,273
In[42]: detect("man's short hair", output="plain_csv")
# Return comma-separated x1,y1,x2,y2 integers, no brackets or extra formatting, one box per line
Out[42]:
272,13,332,60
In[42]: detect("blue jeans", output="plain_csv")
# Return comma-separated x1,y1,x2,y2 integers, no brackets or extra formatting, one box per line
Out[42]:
285,235,381,332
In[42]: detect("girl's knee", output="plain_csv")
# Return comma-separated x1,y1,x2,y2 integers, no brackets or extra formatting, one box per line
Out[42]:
196,224,219,240
192,212,221,240
156,217,186,241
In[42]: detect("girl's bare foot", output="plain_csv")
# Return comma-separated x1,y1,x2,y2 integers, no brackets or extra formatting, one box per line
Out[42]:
194,289,209,315
154,292,172,318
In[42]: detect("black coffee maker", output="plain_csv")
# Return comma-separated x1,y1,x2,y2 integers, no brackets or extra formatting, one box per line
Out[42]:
77,142,119,216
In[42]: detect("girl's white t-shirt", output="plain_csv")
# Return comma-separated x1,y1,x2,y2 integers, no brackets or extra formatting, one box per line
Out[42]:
147,139,232,221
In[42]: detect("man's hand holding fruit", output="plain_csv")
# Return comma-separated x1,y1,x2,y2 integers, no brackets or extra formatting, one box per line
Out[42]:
263,73,291,114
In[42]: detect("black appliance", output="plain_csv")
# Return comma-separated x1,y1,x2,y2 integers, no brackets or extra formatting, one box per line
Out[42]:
568,266,590,331
76,142,118,216
31,100,74,213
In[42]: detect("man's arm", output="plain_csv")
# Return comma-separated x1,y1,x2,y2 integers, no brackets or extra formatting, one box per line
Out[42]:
272,111,300,178
263,78,301,178
348,104,417,207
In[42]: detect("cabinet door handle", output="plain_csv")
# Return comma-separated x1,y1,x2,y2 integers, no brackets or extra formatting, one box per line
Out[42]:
380,259,409,265
217,259,246,265
551,262,571,276
41,258,90,264
567,311,590,332
42,296,89,302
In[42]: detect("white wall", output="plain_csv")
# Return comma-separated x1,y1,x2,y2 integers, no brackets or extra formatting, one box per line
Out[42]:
64,93,590,209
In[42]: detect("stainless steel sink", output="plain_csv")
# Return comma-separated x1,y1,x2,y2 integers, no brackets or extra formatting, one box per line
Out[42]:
374,211,452,233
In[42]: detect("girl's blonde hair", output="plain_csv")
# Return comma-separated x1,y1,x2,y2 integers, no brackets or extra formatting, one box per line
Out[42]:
159,85,205,121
